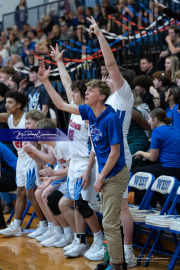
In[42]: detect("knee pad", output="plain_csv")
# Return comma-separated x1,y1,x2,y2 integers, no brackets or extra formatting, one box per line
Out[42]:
75,199,93,219
47,190,63,216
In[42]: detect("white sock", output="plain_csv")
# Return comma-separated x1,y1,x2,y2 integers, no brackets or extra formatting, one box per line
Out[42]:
74,233,77,239
48,222,54,228
14,219,21,227
63,226,73,235
54,226,63,234
93,230,104,242
39,220,47,227
124,245,133,255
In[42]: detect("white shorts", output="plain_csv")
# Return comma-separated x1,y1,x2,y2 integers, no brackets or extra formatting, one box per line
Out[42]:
50,164,67,195
65,158,96,203
16,157,39,189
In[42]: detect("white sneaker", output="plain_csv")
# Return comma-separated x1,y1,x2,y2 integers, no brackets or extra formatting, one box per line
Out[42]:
63,236,89,252
54,233,74,248
64,237,89,257
28,222,47,239
86,246,105,261
85,239,104,260
125,253,137,268
36,226,54,242
0,221,22,237
40,230,63,247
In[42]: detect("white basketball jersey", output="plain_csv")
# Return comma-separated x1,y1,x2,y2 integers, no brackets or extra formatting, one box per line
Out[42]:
106,80,133,169
68,114,91,158
7,113,30,158
52,141,71,169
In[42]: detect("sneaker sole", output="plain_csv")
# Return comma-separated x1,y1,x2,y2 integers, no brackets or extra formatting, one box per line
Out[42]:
127,261,137,268
0,232,22,237
86,256,104,261
64,250,87,258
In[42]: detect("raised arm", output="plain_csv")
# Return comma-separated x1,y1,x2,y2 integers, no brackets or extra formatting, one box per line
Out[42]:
38,61,80,115
50,44,72,104
87,17,124,90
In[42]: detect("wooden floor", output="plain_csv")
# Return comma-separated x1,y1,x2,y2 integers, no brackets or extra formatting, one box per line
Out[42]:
0,215,179,270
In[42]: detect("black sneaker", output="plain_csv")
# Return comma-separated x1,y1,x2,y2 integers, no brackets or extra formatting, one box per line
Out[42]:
94,261,109,270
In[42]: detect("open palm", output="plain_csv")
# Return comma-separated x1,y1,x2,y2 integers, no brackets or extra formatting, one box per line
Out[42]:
50,43,65,62
38,61,51,82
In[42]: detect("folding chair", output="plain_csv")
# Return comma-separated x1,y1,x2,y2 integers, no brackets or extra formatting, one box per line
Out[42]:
137,175,178,266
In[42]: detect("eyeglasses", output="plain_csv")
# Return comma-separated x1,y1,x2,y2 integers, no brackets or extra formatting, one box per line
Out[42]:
153,97,160,100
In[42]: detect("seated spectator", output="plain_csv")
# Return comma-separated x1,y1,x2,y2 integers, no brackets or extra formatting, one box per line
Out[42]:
96,0,116,28
127,98,151,170
36,28,47,45
43,15,54,36
0,42,9,61
132,90,150,121
0,66,16,85
175,70,180,88
8,74,22,91
165,85,180,129
51,25,61,46
23,23,31,36
0,142,17,228
60,21,72,41
133,108,180,206
9,33,20,55
0,34,10,49
101,61,109,77
86,7,94,24
157,26,180,70
152,90,169,111
165,55,179,82
70,5,86,27
27,30,38,43
21,36,36,63
152,2,180,21
93,5,100,21
140,55,157,77
41,37,51,46
133,75,154,110
19,66,50,117
0,55,6,68
152,70,174,92
9,54,24,69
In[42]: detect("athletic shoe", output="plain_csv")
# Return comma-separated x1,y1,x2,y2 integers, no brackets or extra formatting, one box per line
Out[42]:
86,246,105,261
40,229,63,247
125,253,137,268
63,236,89,252
0,221,22,236
28,222,48,239
64,237,89,257
3,203,14,214
84,239,104,259
36,226,54,242
54,233,74,248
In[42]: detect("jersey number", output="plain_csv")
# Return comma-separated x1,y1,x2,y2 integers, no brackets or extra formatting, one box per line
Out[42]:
69,130,74,141
15,141,23,148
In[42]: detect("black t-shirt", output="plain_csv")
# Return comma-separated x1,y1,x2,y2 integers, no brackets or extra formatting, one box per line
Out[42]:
143,92,154,111
28,84,51,117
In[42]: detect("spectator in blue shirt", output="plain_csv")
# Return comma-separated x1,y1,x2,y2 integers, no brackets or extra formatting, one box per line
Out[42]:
0,142,17,228
165,85,180,129
21,36,36,64
133,108,180,206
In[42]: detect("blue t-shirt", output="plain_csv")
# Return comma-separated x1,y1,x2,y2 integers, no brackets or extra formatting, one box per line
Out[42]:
0,142,17,173
166,104,180,129
78,104,125,178
150,125,180,168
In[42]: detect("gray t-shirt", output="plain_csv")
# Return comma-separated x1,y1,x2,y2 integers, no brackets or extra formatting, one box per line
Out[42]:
167,40,180,57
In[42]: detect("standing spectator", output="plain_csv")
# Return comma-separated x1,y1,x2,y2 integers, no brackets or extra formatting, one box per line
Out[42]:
140,55,157,77
96,0,116,28
133,75,154,110
15,0,28,30
19,66,50,117
43,16,54,36
165,85,180,129
93,5,100,21
165,56,179,82
157,26,180,70
152,2,180,21
9,33,20,56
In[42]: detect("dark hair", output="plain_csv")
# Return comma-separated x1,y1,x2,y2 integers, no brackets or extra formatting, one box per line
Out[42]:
0,82,8,97
30,66,39,73
169,25,180,36
24,35,31,41
140,55,154,64
5,91,27,110
11,74,23,89
149,108,172,125
86,7,94,16
169,85,180,104
133,75,153,92
71,79,90,99
157,90,169,110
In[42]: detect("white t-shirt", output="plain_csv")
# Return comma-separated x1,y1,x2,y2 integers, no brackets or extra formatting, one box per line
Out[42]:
52,141,71,169
8,113,30,159
68,113,91,158
106,79,133,170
